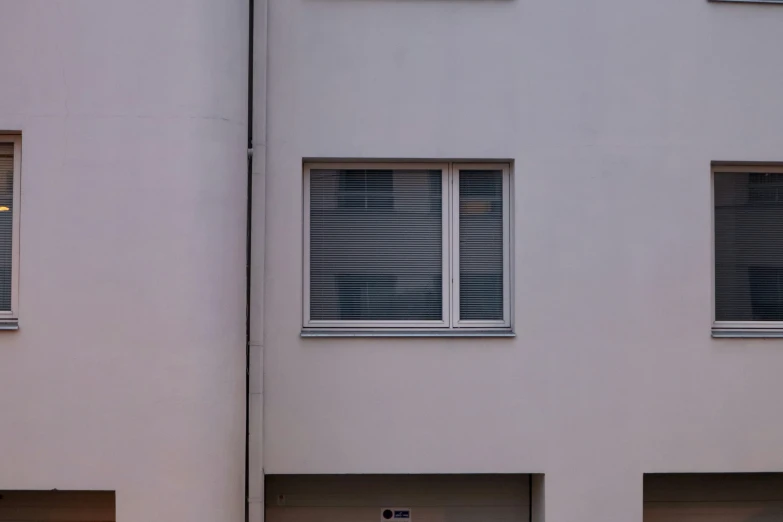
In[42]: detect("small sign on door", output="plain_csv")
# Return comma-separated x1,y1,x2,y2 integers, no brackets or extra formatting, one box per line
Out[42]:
381,509,411,522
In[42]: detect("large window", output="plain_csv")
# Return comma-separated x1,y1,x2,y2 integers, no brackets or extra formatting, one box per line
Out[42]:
0,136,20,326
304,162,511,332
714,164,783,336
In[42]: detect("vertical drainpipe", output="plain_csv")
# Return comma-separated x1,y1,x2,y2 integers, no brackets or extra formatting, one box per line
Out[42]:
247,0,267,521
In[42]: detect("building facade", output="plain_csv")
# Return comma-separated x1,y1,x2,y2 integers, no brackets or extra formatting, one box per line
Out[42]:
4,0,783,521
0,1,248,520
256,0,783,521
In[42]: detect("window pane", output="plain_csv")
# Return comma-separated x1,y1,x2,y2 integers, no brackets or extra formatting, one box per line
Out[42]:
338,170,393,210
310,169,442,321
459,170,503,321
0,144,12,312
715,171,783,321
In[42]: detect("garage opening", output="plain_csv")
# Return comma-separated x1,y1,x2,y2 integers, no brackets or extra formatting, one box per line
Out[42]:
266,475,539,522
644,473,783,522
0,490,115,521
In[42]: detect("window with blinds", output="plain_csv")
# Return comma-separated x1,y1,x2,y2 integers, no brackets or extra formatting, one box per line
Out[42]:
0,136,19,322
305,162,510,330
458,170,504,321
714,165,783,331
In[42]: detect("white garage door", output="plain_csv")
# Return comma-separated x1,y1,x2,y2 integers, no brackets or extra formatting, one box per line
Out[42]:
266,475,530,522
644,474,783,522
0,491,114,522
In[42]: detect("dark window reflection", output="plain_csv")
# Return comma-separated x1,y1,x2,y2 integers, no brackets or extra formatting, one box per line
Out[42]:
459,170,504,321
310,169,443,322
336,273,441,321
748,172,783,203
0,152,13,312
459,273,503,320
338,170,393,210
715,171,783,321
748,267,783,321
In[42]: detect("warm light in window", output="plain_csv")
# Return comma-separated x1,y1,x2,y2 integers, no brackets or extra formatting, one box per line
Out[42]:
0,207,9,212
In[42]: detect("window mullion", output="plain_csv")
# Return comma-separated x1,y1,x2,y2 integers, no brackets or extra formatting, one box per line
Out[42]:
450,167,461,328
442,165,453,327
502,166,512,326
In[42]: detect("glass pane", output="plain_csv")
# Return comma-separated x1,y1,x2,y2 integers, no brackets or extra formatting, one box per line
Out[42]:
0,144,13,312
459,170,503,321
310,168,442,321
715,171,783,321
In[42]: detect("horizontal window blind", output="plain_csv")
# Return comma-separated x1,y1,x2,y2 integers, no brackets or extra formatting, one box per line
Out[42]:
310,169,443,321
0,144,13,312
459,170,504,321
715,171,783,321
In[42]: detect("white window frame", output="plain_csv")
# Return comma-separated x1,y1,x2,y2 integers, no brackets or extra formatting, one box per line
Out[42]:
709,0,783,4
451,163,512,329
303,161,512,333
712,163,783,338
0,135,21,326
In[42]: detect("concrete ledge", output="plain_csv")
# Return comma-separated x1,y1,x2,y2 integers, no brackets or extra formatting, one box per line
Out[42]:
0,319,19,331
301,329,515,338
712,327,783,338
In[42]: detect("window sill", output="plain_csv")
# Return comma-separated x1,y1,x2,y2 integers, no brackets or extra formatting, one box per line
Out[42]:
301,328,515,338
708,0,783,3
712,326,783,338
0,319,19,331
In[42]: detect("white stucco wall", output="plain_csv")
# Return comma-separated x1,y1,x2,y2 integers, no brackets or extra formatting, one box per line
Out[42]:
259,0,783,521
0,1,248,521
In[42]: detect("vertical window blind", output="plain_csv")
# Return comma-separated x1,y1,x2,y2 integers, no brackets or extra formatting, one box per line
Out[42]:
715,170,783,322
0,144,14,312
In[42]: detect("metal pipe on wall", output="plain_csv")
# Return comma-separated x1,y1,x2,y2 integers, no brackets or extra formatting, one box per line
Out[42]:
247,0,268,521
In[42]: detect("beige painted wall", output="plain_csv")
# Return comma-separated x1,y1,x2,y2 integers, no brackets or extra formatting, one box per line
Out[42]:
258,0,783,521
0,1,248,521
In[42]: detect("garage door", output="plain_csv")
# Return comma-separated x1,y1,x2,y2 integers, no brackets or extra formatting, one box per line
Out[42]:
0,491,115,521
644,474,783,522
266,475,530,522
